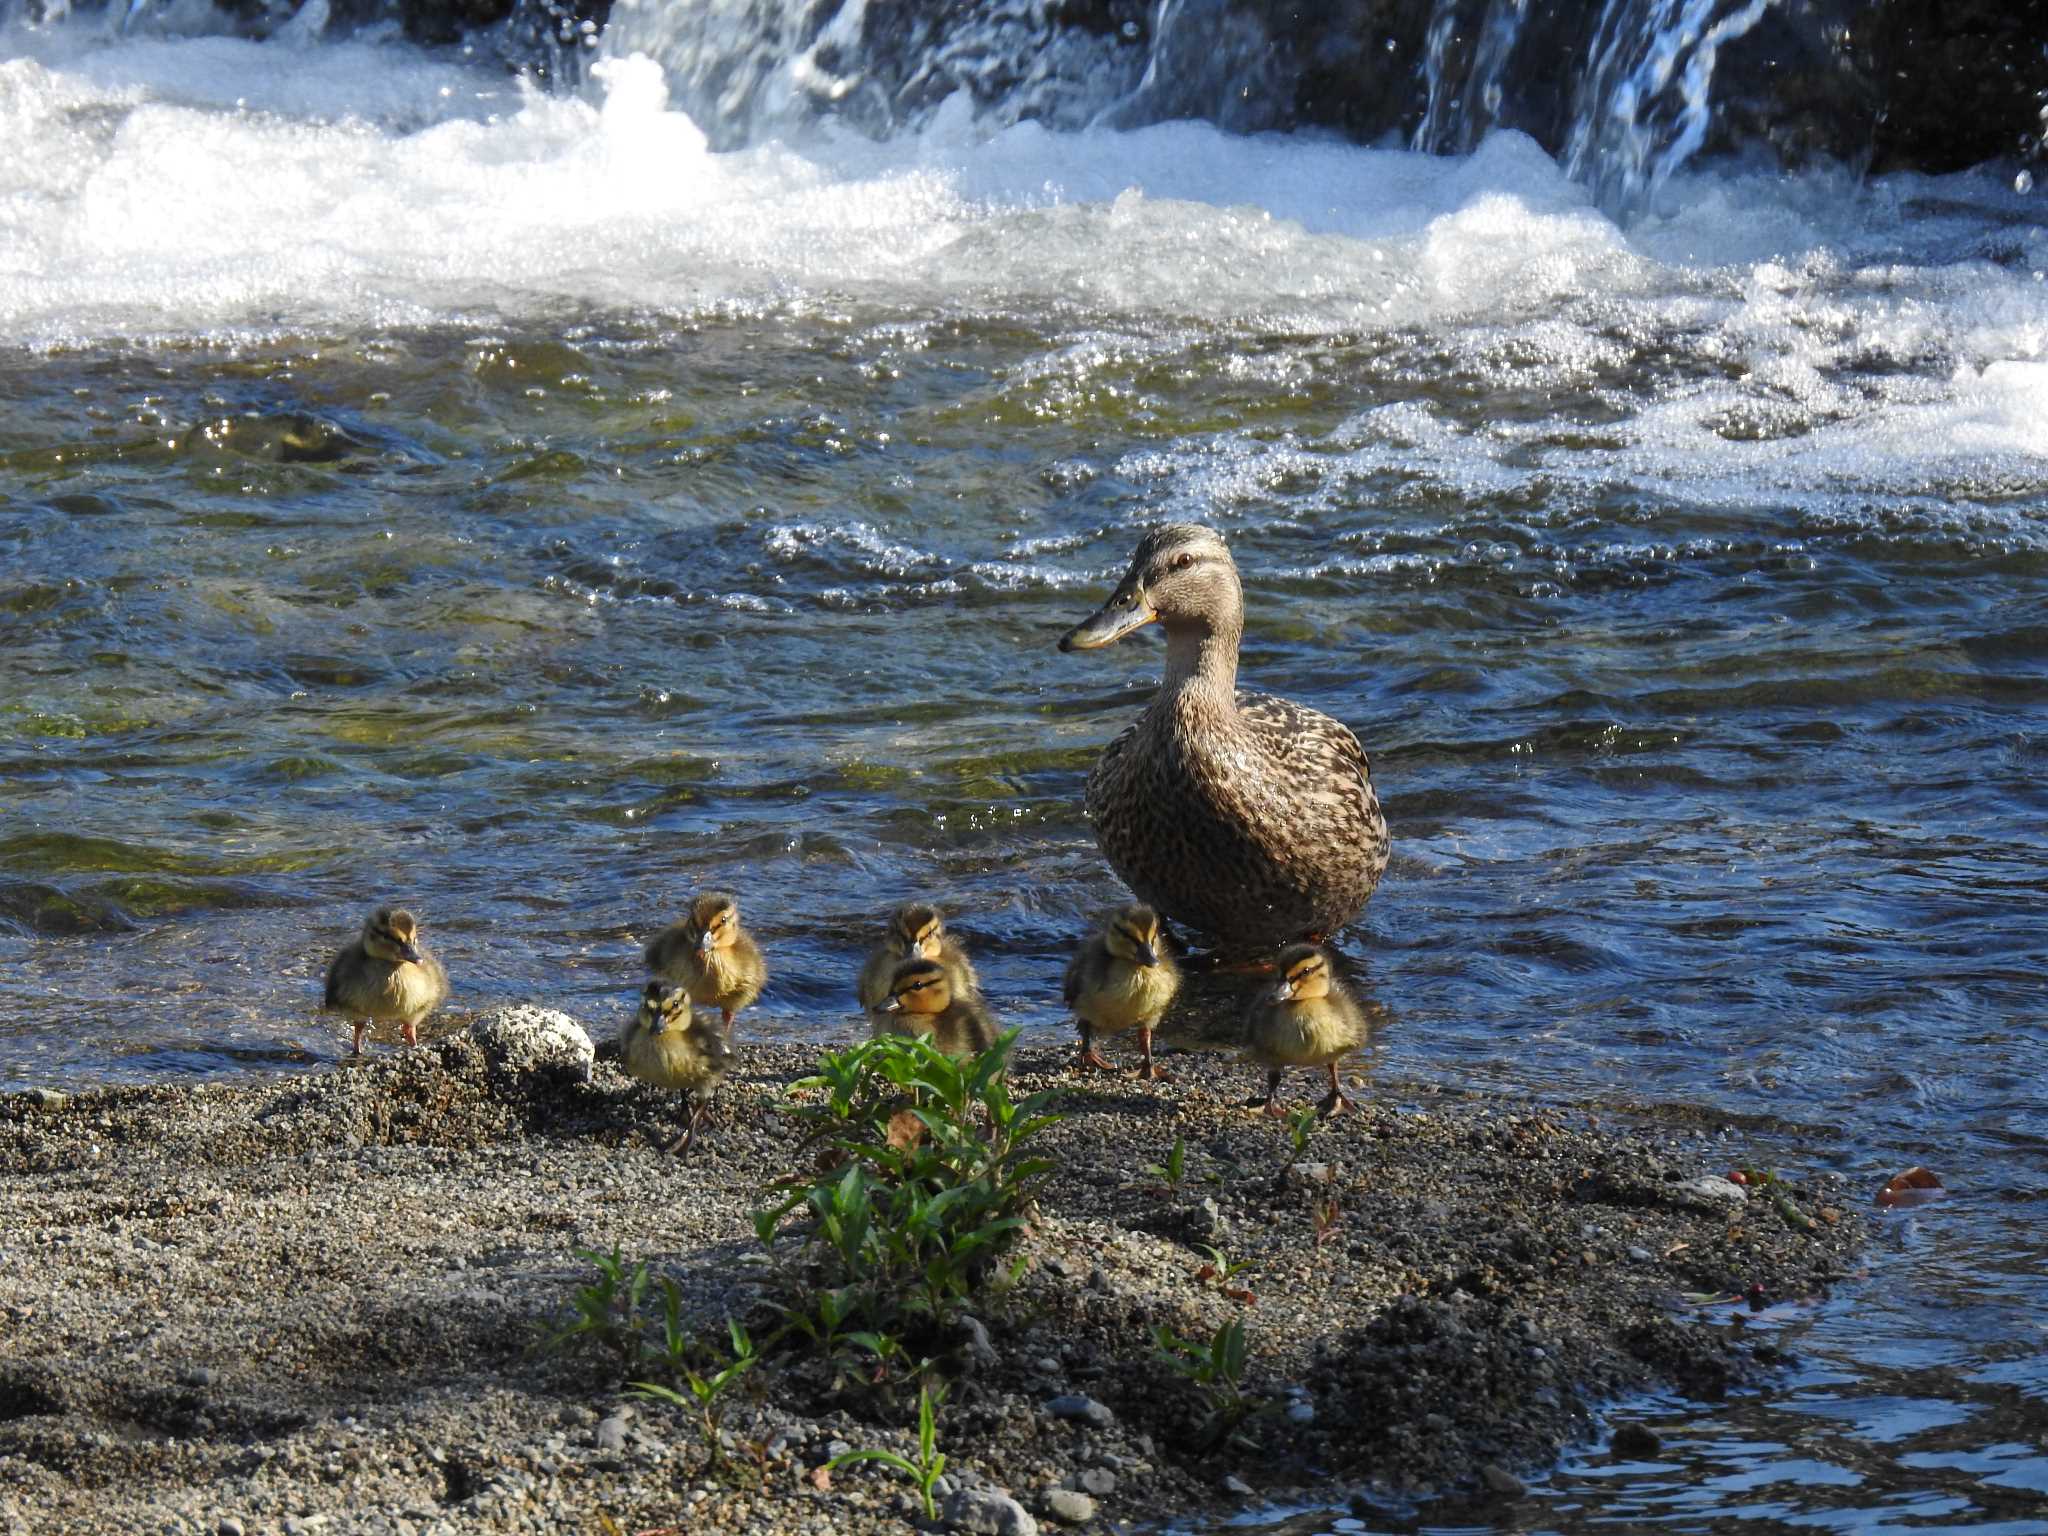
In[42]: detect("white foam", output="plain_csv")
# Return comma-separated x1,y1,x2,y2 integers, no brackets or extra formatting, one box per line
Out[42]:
0,31,2044,505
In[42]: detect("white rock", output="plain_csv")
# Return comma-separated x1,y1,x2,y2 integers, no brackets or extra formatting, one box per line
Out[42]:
468,1006,594,1085
946,1486,1039,1536
1677,1175,1748,1206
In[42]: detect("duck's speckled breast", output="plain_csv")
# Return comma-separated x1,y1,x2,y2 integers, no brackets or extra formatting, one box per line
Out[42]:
1085,686,1388,949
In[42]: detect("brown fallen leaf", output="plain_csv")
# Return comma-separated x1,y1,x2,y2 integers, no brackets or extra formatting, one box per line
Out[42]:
1662,1241,1691,1259
886,1107,926,1154
808,1464,833,1492
1876,1166,1944,1208
1224,1287,1257,1305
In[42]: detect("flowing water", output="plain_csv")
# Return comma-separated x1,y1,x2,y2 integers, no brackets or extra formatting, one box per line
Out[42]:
3,7,2048,1533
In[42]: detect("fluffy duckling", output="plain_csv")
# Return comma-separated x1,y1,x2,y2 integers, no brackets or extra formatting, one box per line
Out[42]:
323,905,449,1057
1064,903,1181,1079
873,956,998,1058
620,979,732,1156
1242,943,1369,1118
645,891,767,1027
857,901,981,1014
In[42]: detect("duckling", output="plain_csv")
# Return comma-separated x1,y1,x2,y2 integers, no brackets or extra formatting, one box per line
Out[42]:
645,891,767,1027
873,956,998,1058
857,901,981,1014
620,979,732,1156
1059,523,1390,952
1243,943,1370,1117
1064,903,1181,1079
323,905,449,1057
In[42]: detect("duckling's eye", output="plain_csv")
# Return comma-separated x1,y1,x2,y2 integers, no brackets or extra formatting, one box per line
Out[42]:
1172,552,1195,571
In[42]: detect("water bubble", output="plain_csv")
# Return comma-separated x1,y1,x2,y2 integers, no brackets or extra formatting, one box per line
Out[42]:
2019,170,2036,195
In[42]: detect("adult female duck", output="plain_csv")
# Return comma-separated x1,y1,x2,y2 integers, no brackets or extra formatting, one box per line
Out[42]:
1059,524,1389,952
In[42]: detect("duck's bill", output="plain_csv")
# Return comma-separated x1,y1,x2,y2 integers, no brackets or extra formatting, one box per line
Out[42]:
1059,586,1157,651
398,943,424,964
1134,942,1160,967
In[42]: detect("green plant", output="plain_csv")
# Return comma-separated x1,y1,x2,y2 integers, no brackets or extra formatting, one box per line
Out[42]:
547,1244,652,1370
629,1318,758,1468
1153,1319,1262,1448
825,1382,949,1519
756,1031,1061,1352
1144,1135,1188,1193
1287,1105,1319,1159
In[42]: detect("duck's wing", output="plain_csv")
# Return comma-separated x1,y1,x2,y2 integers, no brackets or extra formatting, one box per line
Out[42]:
1081,715,1144,823
1234,689,1374,797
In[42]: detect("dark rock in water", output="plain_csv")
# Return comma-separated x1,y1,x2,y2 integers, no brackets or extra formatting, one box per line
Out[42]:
1610,1421,1663,1458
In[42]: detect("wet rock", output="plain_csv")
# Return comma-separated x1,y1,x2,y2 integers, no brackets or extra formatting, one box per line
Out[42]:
22,1088,68,1113
1222,1474,1253,1496
1042,1488,1097,1525
1045,1394,1114,1430
466,1006,594,1087
1611,1422,1663,1458
946,1485,1039,1536
1477,1463,1527,1497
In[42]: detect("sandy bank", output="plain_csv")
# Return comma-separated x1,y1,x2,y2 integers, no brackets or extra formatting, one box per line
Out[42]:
0,1026,1861,1535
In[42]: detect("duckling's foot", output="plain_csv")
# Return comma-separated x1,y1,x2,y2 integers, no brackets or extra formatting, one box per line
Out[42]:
401,1020,420,1049
350,1020,368,1057
1259,1096,1292,1119
1317,1089,1354,1118
1133,1062,1175,1082
1076,1047,1119,1074
664,1101,711,1158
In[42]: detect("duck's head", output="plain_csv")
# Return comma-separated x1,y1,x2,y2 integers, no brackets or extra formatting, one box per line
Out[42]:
362,906,425,965
881,956,952,1016
888,901,946,961
1270,943,1333,1003
638,978,691,1035
1059,523,1240,651
687,892,740,953
1103,903,1165,967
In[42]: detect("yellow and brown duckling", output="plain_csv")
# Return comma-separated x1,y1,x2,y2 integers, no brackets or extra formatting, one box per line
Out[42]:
1243,943,1369,1118
620,979,732,1156
323,905,448,1057
1060,523,1390,953
1064,903,1181,1079
873,956,997,1058
857,901,981,1014
645,891,767,1028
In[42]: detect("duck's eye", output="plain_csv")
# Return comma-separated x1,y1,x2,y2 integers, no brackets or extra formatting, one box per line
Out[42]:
1172,552,1195,571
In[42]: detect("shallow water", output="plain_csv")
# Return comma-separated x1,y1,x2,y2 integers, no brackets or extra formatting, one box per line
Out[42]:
3,21,2048,1534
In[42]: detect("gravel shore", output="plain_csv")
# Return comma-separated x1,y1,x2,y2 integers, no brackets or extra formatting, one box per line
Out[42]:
0,1016,1861,1535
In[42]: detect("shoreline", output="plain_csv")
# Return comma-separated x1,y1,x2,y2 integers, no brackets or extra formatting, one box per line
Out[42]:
0,1024,1862,1535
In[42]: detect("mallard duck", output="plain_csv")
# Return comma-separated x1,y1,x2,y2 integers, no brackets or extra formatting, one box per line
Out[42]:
1243,943,1370,1117
645,891,767,1027
620,979,732,1156
857,901,981,1014
323,905,449,1057
1064,902,1181,1078
1059,523,1389,951
873,956,998,1058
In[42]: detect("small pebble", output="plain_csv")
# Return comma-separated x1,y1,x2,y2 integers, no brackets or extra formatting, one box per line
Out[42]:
1046,1394,1115,1431
1042,1488,1097,1525
1222,1475,1253,1496
217,1521,246,1536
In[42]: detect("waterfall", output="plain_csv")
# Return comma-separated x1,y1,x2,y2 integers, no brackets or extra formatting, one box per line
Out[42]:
1561,0,1780,219
0,0,1960,220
